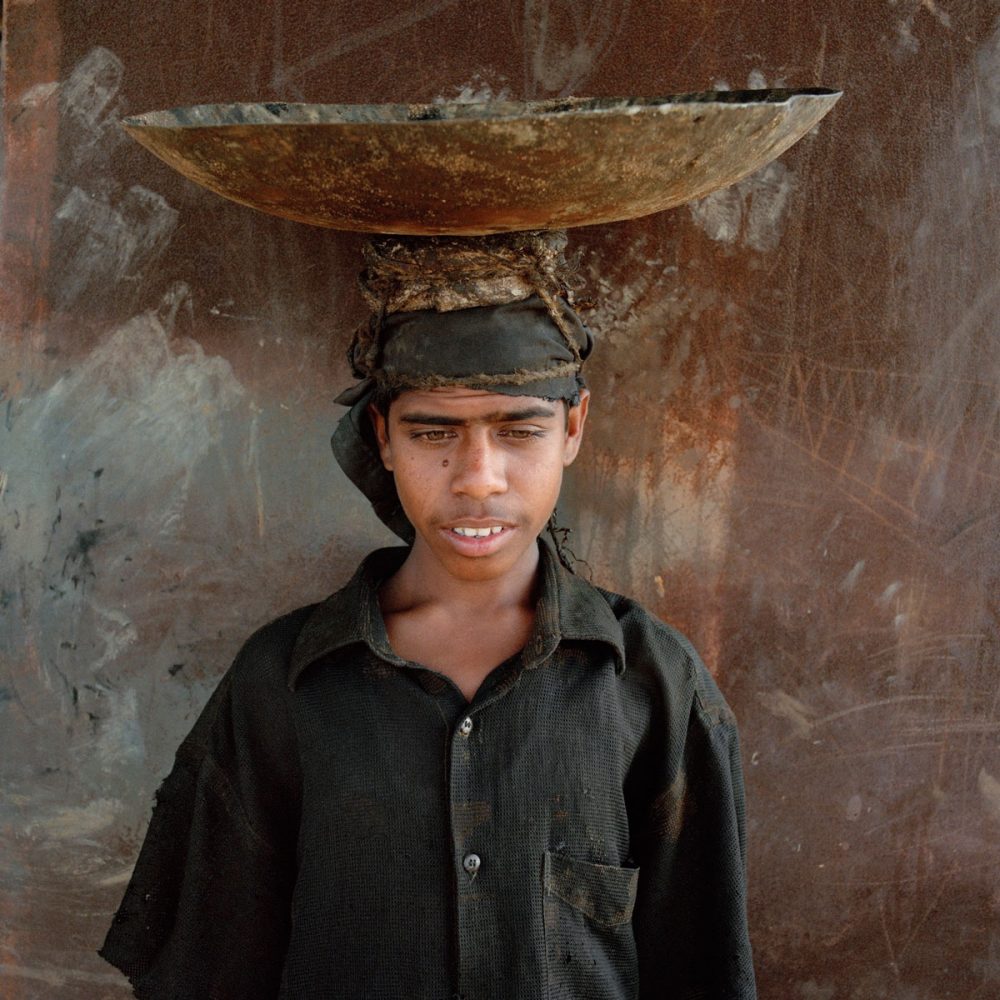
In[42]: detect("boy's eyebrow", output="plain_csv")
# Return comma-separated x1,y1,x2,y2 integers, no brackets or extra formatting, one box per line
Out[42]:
398,406,558,426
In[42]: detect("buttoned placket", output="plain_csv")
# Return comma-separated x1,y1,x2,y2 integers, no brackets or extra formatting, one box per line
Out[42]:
447,661,535,1000
289,544,593,997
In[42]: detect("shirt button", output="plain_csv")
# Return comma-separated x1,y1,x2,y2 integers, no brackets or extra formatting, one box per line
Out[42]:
458,716,474,736
462,852,481,875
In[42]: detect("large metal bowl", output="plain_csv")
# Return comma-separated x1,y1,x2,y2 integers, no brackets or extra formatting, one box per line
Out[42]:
121,90,841,235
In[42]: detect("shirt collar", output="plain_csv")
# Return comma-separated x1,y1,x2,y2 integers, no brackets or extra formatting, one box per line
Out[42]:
287,538,626,690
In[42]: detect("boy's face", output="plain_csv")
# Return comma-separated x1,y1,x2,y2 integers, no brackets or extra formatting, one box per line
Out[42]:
370,386,589,582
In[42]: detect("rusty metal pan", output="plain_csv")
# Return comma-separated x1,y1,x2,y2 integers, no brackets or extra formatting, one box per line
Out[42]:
121,90,841,235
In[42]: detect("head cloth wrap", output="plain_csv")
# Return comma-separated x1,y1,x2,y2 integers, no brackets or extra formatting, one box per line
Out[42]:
332,231,593,542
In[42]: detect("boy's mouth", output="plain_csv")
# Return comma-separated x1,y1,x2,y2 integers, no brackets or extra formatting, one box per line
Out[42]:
441,523,515,555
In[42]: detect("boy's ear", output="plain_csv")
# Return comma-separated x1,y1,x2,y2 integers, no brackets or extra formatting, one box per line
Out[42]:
367,403,393,471
562,388,590,467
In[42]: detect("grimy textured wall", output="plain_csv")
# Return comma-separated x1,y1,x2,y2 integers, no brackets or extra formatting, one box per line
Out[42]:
2,2,998,997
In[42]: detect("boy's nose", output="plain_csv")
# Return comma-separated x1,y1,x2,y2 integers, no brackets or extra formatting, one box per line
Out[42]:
450,436,507,499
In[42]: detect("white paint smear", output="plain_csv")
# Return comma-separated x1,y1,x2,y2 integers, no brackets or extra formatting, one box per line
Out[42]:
892,23,1000,521
521,0,629,96
25,798,122,840
978,768,1000,824
95,685,145,768
52,185,178,309
689,185,743,245
58,46,129,175
17,81,59,109
796,981,836,1000
892,0,953,59
60,46,124,128
0,290,250,712
0,963,126,987
758,689,817,738
97,864,137,888
689,161,797,252
839,559,867,593
434,73,511,104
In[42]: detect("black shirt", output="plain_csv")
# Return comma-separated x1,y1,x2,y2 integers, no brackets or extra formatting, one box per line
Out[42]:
100,540,756,999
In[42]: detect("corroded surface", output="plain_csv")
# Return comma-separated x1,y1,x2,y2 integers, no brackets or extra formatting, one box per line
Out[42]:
2,3,998,999
121,92,840,234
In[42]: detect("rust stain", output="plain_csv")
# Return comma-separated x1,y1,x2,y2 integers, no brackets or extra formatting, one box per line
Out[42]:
650,766,690,841
452,800,491,840
0,0,62,349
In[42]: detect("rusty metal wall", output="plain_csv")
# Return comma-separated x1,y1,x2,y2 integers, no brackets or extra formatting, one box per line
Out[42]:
2,2,998,997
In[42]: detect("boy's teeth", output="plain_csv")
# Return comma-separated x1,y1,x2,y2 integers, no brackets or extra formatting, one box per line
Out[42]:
453,526,504,537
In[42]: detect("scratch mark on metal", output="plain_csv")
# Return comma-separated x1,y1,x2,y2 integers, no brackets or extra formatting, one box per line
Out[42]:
878,893,902,980
281,0,465,84
248,411,265,540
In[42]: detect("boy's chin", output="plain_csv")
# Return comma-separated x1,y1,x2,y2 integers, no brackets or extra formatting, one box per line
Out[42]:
416,526,542,581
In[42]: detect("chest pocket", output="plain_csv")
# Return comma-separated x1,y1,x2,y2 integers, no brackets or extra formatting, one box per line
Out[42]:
542,851,640,1000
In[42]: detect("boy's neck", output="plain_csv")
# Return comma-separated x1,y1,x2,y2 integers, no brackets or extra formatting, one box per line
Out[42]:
381,535,541,614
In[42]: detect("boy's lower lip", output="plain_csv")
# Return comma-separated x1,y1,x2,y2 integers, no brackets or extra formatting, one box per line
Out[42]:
441,525,514,555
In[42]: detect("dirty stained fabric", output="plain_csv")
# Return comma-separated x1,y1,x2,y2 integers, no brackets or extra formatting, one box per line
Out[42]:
99,540,755,1000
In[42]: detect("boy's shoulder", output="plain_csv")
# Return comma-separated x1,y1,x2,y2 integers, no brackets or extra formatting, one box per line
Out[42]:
588,578,735,727
217,603,319,707
234,603,319,671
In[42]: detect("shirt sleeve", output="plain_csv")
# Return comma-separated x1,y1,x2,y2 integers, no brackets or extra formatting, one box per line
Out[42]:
99,624,303,1000
630,654,757,1000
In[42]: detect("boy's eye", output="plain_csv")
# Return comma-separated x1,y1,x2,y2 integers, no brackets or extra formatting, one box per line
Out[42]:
411,429,454,442
501,428,545,439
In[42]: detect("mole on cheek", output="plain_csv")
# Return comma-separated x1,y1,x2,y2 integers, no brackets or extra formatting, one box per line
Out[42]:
442,459,449,467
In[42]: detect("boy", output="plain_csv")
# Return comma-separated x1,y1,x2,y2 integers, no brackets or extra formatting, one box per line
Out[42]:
100,232,755,999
